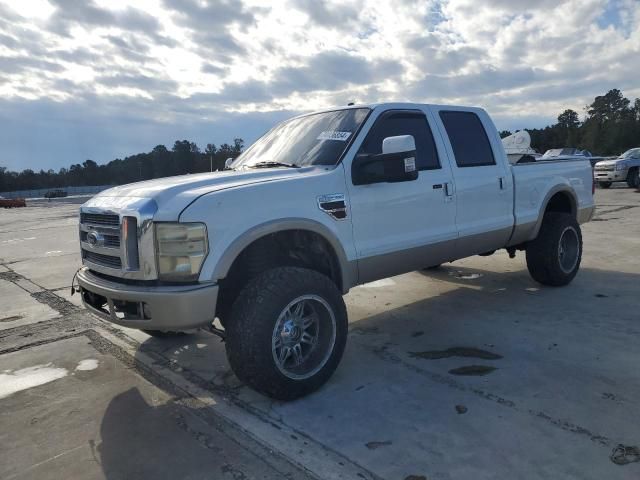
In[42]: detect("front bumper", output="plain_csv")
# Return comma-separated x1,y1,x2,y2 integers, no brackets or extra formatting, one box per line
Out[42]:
594,170,627,182
77,267,218,331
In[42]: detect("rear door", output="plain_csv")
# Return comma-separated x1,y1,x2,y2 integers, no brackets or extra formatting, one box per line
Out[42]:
346,108,457,283
432,107,514,256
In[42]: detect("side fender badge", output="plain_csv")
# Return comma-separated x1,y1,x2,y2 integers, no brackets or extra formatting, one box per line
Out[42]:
317,194,348,220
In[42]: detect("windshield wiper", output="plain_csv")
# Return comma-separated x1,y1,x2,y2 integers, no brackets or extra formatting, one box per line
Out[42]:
249,161,300,169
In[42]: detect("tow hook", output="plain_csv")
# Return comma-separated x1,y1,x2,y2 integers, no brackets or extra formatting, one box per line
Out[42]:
70,268,82,296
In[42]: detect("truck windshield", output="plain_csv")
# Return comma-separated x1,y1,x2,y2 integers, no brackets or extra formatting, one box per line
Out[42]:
231,108,370,169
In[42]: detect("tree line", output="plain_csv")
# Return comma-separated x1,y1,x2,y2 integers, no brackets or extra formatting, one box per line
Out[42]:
0,138,244,193
499,89,640,156
2,88,640,193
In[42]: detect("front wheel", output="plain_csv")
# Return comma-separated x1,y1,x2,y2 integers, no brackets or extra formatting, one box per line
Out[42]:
225,267,348,400
526,213,582,286
599,181,612,189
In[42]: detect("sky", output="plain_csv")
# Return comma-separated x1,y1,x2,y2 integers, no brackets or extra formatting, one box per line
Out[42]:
0,0,639,172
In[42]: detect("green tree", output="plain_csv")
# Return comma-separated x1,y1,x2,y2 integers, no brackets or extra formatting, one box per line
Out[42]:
587,89,630,122
557,109,580,129
557,109,580,147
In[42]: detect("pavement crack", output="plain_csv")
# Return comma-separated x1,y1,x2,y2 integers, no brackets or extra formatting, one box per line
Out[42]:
0,265,79,315
363,340,613,447
31,290,79,315
409,346,502,360
0,271,22,282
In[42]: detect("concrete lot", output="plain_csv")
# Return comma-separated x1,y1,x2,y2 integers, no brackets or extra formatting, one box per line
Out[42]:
1,188,639,479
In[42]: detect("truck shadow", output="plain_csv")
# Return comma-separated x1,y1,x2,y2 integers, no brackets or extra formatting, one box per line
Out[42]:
95,388,205,479
95,387,267,480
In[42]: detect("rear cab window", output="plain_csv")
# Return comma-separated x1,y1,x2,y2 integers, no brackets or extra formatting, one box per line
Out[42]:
439,111,496,168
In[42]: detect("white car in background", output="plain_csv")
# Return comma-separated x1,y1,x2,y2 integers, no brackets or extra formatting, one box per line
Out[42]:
594,148,640,189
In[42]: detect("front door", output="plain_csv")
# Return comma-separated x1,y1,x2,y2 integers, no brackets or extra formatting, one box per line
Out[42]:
346,109,458,284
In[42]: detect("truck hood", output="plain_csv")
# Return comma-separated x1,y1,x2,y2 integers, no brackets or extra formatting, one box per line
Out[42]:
85,168,309,221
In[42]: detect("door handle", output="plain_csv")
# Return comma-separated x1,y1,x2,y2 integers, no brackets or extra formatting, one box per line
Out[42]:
498,176,506,190
444,182,454,196
432,184,443,189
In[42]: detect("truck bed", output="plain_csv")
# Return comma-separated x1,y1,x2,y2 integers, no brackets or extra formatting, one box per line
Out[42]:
509,158,595,246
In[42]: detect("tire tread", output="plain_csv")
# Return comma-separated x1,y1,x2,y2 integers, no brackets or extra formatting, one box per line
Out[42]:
225,267,347,400
525,213,582,287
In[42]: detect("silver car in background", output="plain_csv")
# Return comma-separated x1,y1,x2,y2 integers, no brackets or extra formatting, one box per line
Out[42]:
594,148,640,189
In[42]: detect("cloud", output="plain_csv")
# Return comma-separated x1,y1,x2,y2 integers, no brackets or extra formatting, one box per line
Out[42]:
0,0,638,171
48,0,162,38
271,51,402,95
96,73,178,93
0,55,65,74
290,0,360,29
162,0,256,60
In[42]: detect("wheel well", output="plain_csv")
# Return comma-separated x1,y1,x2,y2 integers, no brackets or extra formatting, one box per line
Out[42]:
216,229,342,321
544,191,575,218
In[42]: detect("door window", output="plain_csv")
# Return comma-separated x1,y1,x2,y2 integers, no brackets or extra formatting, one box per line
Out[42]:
439,111,496,167
358,111,440,170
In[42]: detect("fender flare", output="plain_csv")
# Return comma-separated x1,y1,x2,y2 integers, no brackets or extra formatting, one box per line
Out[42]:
530,185,578,239
211,218,355,293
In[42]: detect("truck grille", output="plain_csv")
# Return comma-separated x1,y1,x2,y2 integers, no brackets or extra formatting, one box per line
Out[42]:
79,197,156,280
79,230,120,248
80,211,140,273
81,213,120,226
82,250,122,269
595,165,614,172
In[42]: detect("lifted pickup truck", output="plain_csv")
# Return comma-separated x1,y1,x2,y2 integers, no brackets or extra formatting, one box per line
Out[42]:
77,103,595,399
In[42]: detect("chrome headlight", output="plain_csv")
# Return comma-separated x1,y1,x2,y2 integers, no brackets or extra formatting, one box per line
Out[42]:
155,223,208,281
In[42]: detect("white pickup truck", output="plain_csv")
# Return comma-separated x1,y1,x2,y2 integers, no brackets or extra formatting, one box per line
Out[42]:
593,148,640,189
77,103,595,399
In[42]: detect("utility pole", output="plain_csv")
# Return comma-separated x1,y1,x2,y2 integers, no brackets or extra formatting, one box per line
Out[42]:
210,154,213,172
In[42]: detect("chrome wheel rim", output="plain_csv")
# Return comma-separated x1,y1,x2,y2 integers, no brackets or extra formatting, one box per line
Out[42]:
558,226,579,274
271,294,336,380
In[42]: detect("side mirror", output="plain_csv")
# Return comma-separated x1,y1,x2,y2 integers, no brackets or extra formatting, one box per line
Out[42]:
382,135,416,155
352,135,418,186
224,158,234,170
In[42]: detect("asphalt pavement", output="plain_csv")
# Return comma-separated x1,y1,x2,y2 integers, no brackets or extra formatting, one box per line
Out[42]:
1,188,639,480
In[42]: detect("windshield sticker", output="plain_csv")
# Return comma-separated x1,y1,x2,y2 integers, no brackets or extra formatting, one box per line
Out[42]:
317,131,352,141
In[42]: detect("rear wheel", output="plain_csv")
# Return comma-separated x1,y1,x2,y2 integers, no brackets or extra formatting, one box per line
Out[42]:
599,181,612,189
626,168,639,188
225,267,347,400
526,213,582,286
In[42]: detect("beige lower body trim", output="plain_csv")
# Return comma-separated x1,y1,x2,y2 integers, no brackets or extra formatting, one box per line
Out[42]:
577,205,595,224
356,227,512,285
